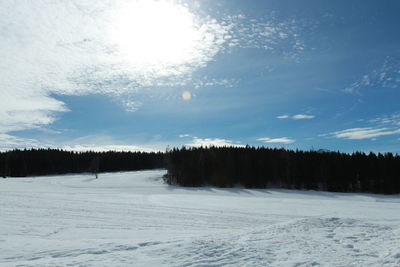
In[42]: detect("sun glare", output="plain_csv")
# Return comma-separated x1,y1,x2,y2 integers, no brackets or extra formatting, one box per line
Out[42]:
182,90,191,100
108,0,204,75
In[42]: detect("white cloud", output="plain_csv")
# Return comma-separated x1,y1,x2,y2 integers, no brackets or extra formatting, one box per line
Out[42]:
344,56,400,94
120,99,143,113
292,114,315,120
0,0,310,149
223,14,308,60
344,75,371,94
277,114,315,120
277,115,289,119
330,127,400,140
193,78,239,89
0,134,43,151
61,144,157,153
179,134,244,147
257,137,295,144
369,113,400,126
0,133,161,152
324,113,400,141
0,0,229,135
60,134,165,152
186,137,244,147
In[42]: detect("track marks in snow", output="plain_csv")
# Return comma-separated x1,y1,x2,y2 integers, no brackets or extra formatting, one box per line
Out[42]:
2,241,168,266
1,171,400,266
157,217,400,267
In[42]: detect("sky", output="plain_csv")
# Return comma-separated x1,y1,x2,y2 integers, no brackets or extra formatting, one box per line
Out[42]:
1,0,400,153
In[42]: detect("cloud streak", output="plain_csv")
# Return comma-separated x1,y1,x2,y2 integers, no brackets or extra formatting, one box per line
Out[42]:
330,127,400,140
324,112,400,141
222,13,308,60
0,134,43,151
185,136,244,147
61,144,157,153
277,115,289,119
344,56,400,94
369,113,400,126
257,137,295,144
277,114,315,120
292,114,315,120
0,132,160,152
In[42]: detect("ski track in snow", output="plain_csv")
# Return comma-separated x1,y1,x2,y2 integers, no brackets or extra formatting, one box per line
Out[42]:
1,170,400,266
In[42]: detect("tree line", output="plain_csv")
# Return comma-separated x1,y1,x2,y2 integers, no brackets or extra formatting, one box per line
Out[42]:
164,146,400,194
2,146,400,194
0,148,165,177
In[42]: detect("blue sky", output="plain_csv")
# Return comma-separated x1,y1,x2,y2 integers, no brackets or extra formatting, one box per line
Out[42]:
1,0,400,153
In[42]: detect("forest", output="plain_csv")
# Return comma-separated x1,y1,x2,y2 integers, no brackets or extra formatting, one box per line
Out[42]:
2,146,400,194
164,146,400,194
0,149,165,177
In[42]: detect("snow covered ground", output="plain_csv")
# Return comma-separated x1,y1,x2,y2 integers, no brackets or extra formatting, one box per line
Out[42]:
1,170,400,266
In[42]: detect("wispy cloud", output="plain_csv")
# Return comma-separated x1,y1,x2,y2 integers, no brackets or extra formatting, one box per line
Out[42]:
344,75,371,94
61,144,157,153
257,137,295,144
193,78,239,89
0,0,230,135
186,137,244,147
277,114,315,120
222,13,308,60
0,133,161,152
277,115,289,119
0,134,43,151
369,113,400,126
323,112,400,141
0,0,310,143
330,127,400,140
344,56,400,94
292,114,315,120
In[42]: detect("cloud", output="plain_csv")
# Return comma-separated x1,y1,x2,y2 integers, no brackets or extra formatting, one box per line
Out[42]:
277,114,315,120
120,99,143,113
369,113,400,126
186,137,244,147
0,134,44,151
0,133,160,152
277,115,289,119
60,134,165,152
330,127,400,140
292,114,315,120
179,134,244,147
61,144,157,153
325,112,400,141
0,0,229,135
0,0,310,150
257,137,295,144
344,56,400,94
344,75,371,94
222,14,308,60
193,78,239,89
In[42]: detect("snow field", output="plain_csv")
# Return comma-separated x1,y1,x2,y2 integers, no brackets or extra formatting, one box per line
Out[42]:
1,170,400,266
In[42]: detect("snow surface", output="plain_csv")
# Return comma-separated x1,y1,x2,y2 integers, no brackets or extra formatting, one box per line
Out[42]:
1,169,400,266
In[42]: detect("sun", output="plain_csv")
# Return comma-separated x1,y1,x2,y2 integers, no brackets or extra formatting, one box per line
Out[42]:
182,90,191,100
108,0,204,76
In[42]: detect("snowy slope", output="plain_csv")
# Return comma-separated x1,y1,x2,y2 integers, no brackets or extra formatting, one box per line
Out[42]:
1,170,400,266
